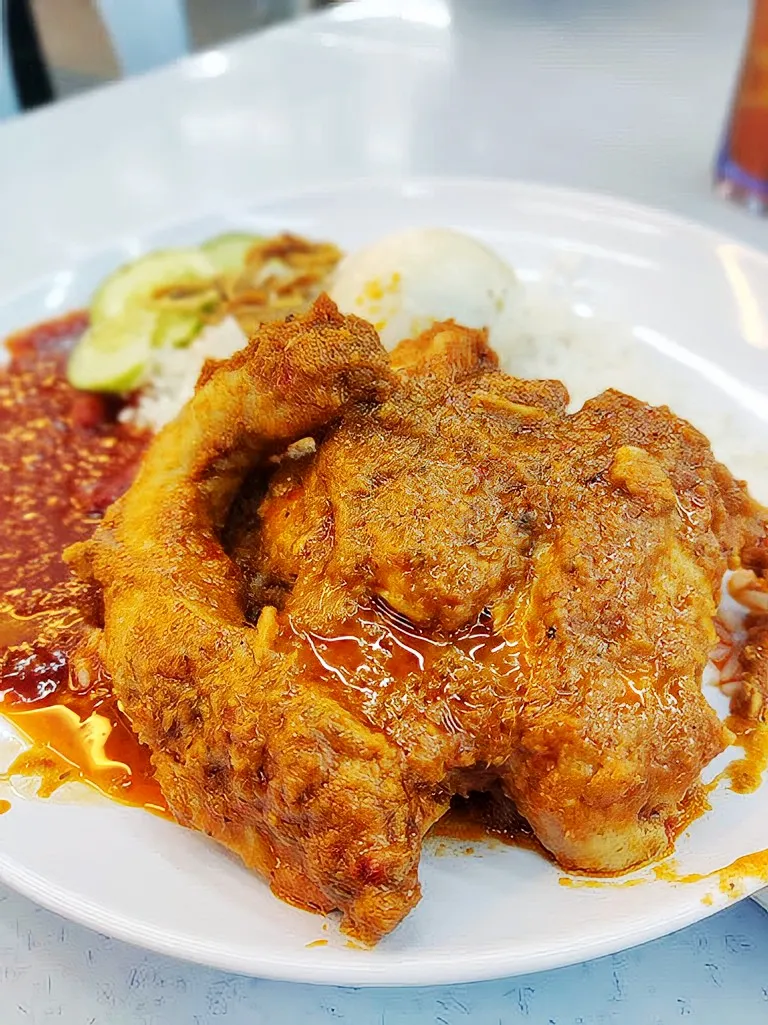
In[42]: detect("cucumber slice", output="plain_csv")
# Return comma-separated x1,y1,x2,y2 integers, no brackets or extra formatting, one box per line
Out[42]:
67,308,157,393
153,311,202,349
91,248,216,323
202,233,262,276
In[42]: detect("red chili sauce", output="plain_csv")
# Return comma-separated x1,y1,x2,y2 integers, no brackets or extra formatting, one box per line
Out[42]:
0,312,167,813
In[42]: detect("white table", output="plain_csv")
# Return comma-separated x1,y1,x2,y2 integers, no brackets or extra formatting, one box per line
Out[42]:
2,1,768,1020
1,885,767,1023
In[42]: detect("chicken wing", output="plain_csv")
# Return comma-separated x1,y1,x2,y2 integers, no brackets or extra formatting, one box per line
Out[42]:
66,298,436,942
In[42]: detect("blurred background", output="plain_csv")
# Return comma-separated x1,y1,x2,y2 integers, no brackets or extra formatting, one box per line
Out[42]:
11,0,342,104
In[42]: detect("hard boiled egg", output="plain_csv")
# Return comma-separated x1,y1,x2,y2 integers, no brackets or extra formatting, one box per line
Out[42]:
328,227,520,349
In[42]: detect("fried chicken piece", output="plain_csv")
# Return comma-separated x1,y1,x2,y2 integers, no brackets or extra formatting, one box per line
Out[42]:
66,299,440,942
250,325,764,874
69,298,766,943
255,323,569,633
499,395,760,871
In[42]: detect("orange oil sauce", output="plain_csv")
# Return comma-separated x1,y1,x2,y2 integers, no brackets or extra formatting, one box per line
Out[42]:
723,714,768,794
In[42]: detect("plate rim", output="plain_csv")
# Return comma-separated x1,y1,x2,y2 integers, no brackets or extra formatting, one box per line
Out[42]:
0,834,763,987
7,174,768,310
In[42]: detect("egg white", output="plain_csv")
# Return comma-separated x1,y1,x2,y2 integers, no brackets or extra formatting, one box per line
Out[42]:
329,227,520,349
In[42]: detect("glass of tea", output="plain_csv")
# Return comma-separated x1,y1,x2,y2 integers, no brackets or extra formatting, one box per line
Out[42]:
716,1,768,213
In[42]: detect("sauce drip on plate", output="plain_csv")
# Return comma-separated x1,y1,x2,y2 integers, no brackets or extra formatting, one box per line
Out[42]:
0,314,166,814
724,714,768,795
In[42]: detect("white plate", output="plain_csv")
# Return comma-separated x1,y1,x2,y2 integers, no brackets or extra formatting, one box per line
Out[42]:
1,179,768,986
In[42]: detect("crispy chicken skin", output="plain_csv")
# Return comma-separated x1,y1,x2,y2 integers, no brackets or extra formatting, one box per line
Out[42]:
67,299,429,942
67,297,766,941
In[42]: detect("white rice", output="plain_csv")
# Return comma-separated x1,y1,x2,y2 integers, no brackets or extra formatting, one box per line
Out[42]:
120,316,248,431
498,279,768,506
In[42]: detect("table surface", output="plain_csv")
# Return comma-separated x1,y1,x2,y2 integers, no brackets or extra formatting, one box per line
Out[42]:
2,0,768,1021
